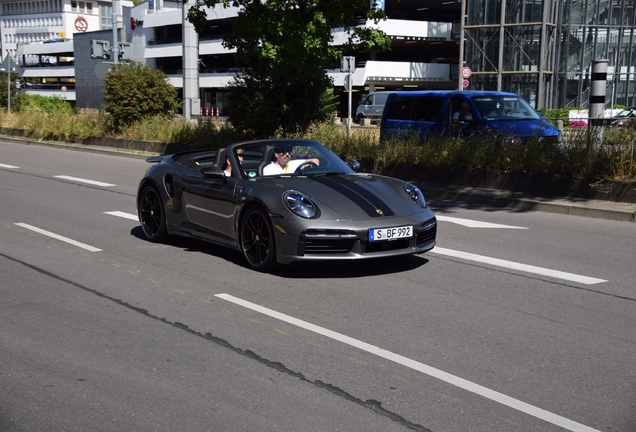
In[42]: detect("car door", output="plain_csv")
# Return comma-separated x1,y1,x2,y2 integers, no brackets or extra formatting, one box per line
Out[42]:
180,174,239,246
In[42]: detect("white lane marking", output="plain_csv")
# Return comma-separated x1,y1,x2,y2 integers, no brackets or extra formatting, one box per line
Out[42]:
216,293,599,432
54,175,116,187
14,223,102,252
0,163,20,169
437,215,527,229
105,211,138,221
431,247,606,285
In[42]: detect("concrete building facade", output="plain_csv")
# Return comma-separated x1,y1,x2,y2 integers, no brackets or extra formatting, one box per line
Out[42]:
4,0,634,113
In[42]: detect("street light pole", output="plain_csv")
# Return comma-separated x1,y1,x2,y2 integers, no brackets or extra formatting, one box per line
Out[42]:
112,0,119,64
6,50,10,113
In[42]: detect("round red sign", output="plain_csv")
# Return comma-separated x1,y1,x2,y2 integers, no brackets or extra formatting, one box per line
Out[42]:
74,17,88,32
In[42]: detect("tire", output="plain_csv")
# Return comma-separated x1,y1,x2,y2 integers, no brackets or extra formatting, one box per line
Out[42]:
357,114,364,124
138,185,168,243
240,207,277,271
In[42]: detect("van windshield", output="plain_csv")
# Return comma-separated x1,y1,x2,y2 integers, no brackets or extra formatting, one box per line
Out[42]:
472,96,540,121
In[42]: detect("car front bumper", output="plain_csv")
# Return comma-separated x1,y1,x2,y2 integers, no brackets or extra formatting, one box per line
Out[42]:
272,214,437,265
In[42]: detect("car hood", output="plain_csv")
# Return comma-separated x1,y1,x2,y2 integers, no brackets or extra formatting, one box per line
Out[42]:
484,119,561,137
255,173,420,221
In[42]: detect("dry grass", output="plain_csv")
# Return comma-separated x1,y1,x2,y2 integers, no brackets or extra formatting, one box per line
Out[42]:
1,109,634,181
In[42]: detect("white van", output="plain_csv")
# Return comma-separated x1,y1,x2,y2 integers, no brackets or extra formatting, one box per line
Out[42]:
355,91,393,123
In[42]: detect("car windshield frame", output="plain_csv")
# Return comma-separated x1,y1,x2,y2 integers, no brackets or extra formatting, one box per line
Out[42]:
232,140,355,180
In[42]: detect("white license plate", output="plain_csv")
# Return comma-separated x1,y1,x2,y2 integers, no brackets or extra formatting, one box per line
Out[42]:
369,225,413,241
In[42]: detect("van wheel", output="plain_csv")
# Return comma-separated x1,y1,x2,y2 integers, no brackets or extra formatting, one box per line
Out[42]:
357,114,364,124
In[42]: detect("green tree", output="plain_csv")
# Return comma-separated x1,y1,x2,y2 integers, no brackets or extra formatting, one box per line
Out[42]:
104,61,180,130
0,72,21,111
186,0,391,137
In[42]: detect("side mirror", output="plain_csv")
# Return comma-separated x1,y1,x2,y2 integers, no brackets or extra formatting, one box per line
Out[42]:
345,158,361,172
200,166,227,183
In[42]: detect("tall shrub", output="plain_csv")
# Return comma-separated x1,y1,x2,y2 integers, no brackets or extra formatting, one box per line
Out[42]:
104,61,180,131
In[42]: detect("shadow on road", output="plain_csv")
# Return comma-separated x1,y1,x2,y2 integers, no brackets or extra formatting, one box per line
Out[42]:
131,226,430,278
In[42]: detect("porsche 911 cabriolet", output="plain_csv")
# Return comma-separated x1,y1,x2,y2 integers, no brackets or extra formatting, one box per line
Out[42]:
136,138,437,271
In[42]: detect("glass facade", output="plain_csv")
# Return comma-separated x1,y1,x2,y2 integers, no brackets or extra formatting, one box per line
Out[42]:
462,0,636,109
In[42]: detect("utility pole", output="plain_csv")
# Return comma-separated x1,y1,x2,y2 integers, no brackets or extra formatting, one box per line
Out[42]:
182,1,200,120
341,56,355,135
112,0,119,64
4,50,11,113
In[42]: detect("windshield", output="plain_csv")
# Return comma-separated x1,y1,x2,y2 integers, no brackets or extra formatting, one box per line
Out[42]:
472,95,540,121
232,140,354,179
616,108,635,117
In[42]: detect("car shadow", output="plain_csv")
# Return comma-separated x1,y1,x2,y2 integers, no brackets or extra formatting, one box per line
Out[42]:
270,254,430,279
131,226,430,278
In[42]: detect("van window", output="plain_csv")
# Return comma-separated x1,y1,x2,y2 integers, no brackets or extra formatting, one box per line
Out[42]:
374,93,390,105
385,96,444,122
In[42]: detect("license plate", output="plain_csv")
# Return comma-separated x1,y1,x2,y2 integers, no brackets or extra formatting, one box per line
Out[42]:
369,225,413,241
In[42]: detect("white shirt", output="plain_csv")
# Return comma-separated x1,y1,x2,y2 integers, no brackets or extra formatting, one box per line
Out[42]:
263,159,306,175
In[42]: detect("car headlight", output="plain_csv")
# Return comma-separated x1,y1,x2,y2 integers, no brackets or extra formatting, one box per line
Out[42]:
283,191,318,218
403,183,426,208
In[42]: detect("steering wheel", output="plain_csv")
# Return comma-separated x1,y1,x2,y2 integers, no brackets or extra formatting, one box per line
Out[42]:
294,161,319,173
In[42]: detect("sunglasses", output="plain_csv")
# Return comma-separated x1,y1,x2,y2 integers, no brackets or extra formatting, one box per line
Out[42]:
275,148,292,154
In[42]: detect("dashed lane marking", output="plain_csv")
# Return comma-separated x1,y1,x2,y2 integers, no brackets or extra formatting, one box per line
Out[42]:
215,293,600,432
14,223,102,252
431,247,607,285
436,215,527,229
54,175,116,187
104,211,138,221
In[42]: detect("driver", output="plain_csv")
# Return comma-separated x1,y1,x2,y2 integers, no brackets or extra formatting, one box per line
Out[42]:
263,145,320,175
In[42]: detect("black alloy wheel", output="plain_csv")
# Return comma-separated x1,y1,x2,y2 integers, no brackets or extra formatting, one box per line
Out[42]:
241,207,276,271
139,185,168,242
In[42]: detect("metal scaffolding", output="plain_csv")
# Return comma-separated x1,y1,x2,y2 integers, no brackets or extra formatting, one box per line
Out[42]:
460,0,636,109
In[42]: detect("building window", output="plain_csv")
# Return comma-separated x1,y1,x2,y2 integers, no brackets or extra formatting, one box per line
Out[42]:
100,4,112,29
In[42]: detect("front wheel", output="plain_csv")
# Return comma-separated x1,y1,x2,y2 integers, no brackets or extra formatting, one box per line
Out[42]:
240,207,277,271
138,185,168,243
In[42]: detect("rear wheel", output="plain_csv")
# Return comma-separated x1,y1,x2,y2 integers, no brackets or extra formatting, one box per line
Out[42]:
240,207,277,271
139,185,168,243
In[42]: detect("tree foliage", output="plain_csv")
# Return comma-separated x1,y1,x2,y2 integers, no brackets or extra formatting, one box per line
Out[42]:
186,0,391,137
0,72,22,111
104,61,180,130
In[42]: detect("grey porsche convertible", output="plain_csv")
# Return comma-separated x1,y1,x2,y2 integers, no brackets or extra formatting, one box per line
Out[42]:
137,138,437,271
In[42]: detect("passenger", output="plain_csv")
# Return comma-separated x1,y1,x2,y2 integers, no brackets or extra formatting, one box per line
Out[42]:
488,100,508,118
263,146,320,175
224,148,244,176
453,101,472,122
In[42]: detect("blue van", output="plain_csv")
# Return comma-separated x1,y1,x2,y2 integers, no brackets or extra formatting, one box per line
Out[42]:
379,90,562,144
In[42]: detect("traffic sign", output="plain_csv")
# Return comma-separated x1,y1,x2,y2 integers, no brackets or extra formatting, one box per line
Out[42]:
1,54,16,72
461,67,472,79
75,16,88,32
462,79,470,88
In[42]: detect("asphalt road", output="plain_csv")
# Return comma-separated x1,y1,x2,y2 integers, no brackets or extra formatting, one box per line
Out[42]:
1,140,635,432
